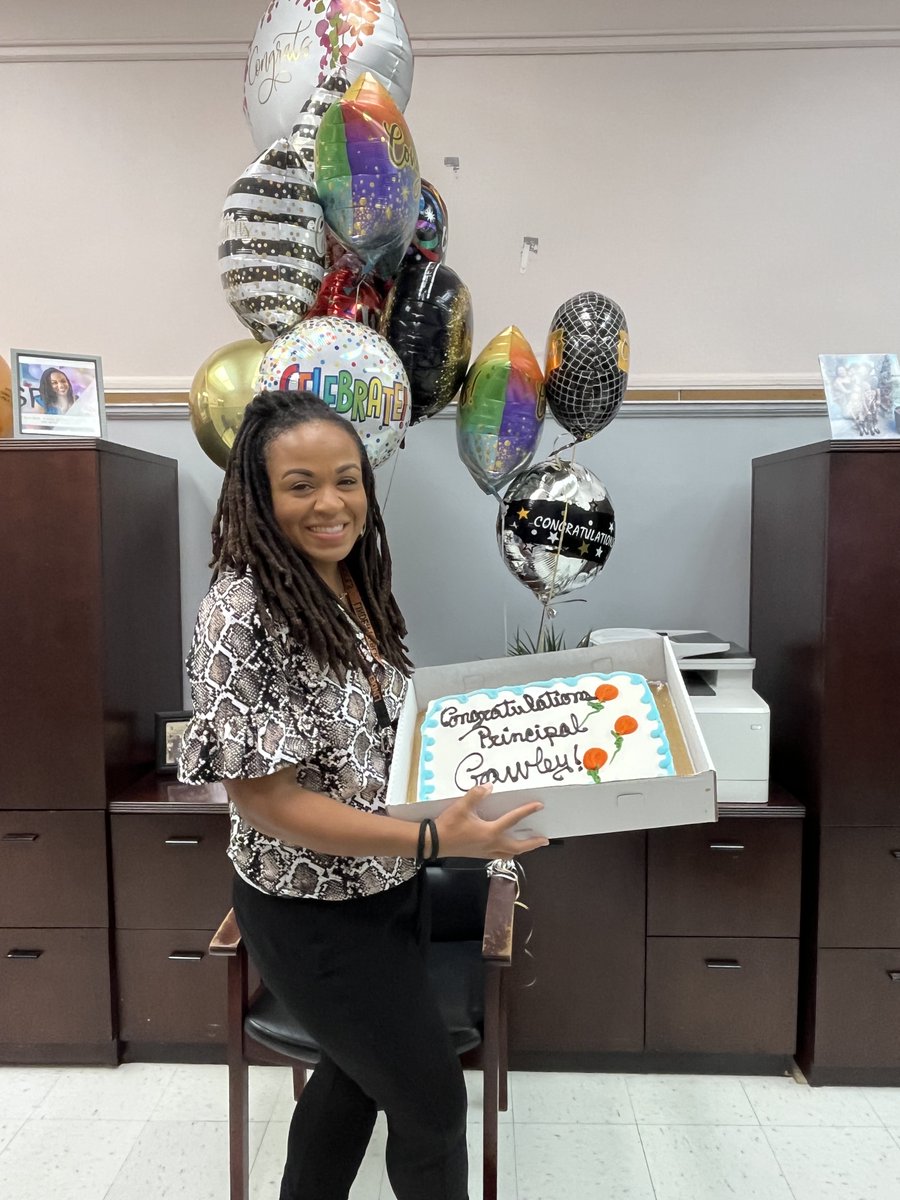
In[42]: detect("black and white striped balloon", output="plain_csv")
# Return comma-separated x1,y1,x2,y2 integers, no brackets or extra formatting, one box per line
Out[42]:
289,71,350,179
219,140,326,343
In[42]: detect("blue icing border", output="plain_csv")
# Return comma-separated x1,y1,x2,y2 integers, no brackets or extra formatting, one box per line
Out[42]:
416,671,675,799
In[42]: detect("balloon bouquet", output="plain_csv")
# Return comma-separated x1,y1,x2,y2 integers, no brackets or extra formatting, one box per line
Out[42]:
188,0,628,653
190,0,472,472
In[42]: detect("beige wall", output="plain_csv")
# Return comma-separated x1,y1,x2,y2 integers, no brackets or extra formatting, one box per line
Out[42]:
2,2,899,387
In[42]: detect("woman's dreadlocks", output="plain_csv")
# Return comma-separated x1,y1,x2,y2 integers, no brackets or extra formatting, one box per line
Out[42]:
211,389,412,679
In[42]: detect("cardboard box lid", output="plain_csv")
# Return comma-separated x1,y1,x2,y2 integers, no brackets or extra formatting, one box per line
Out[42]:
386,634,716,831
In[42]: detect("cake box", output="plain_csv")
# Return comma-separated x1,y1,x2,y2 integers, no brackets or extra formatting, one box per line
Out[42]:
384,634,718,840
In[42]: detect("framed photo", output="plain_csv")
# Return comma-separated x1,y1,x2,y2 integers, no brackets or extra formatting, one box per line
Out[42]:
155,711,192,775
10,348,107,439
819,353,900,440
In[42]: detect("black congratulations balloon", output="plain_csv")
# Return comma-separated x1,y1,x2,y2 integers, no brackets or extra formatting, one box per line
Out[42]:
497,460,616,601
544,292,629,441
380,260,473,424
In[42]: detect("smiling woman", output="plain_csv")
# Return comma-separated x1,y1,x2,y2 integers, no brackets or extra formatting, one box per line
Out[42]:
266,421,369,595
175,388,547,1200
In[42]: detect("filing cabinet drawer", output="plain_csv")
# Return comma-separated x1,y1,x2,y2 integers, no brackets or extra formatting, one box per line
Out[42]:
813,949,900,1067
646,936,798,1054
116,929,227,1044
647,819,802,937
818,828,900,948
0,811,109,928
111,812,231,929
0,928,113,1044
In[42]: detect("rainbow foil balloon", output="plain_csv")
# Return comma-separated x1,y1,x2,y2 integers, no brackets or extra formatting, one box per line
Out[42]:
456,326,545,495
315,72,420,279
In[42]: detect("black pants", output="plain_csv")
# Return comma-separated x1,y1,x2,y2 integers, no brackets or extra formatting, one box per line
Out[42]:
232,870,469,1200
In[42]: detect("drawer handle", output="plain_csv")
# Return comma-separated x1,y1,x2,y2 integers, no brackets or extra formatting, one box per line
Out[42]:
705,959,742,970
888,971,900,982
168,951,204,962
892,851,900,859
2,833,39,842
165,838,201,846
6,949,43,960
709,843,745,852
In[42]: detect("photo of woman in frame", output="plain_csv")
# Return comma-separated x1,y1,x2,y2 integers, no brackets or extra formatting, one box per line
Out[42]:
37,367,77,415
10,349,107,439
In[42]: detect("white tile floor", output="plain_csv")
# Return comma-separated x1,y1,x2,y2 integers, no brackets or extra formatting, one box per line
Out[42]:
1,1064,900,1199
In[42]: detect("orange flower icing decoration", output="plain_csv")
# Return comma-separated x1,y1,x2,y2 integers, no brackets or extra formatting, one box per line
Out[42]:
609,714,638,764
588,682,619,718
582,747,608,770
582,746,607,784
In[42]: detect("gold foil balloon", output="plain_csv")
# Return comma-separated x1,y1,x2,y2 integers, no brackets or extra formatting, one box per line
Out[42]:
0,354,12,437
189,339,270,469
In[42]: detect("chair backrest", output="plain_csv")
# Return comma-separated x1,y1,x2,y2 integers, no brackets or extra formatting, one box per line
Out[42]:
425,859,490,942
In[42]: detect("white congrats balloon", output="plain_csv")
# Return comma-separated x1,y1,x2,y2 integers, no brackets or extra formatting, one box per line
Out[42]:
255,317,410,468
243,0,414,152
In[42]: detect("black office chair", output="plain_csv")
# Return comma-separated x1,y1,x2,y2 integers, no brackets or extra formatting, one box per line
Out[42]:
210,861,517,1200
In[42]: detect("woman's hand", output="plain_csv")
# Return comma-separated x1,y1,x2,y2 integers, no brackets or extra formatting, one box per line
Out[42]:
434,784,549,859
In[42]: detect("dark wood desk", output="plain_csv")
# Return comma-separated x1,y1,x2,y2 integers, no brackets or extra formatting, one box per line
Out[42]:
509,789,804,1074
109,777,804,1073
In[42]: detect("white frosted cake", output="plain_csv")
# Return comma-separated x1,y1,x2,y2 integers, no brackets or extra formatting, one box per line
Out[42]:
417,671,675,800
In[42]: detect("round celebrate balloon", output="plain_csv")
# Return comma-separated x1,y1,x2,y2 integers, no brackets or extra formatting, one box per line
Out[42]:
456,326,544,494
497,459,616,602
189,340,271,469
244,0,414,151
219,140,326,342
255,316,409,468
315,72,420,279
380,260,472,424
544,292,629,442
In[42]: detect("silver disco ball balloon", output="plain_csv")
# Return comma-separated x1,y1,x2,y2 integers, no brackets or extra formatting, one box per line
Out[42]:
544,292,629,441
497,458,616,602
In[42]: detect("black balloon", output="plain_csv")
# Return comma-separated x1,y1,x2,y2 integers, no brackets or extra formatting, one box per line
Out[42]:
544,292,629,441
380,260,473,424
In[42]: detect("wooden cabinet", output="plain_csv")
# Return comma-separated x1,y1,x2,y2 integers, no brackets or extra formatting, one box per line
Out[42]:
110,779,234,1061
647,817,801,939
1,811,109,928
509,799,803,1070
0,930,114,1055
508,832,647,1062
645,937,798,1055
646,811,801,1059
751,440,900,1084
0,440,181,1065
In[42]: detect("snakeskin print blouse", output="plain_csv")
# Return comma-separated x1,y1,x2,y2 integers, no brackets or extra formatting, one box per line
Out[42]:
178,569,417,901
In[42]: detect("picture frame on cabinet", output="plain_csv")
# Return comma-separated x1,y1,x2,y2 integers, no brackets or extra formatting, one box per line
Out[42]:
10,348,107,439
819,353,900,440
155,711,192,774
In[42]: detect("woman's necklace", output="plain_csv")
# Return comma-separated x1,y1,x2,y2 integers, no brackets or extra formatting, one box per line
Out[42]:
337,564,391,728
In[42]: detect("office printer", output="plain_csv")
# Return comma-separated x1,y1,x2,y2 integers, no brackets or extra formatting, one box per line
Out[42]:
588,629,770,805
